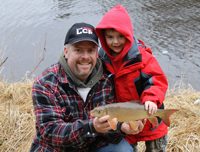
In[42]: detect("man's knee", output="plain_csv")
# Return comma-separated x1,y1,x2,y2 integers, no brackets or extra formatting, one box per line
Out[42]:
145,134,168,152
95,138,133,152
115,138,133,152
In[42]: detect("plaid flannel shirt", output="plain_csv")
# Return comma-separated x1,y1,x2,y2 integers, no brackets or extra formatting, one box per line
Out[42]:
30,63,125,152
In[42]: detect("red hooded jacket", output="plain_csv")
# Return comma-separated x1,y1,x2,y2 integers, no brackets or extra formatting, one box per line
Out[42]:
95,5,168,143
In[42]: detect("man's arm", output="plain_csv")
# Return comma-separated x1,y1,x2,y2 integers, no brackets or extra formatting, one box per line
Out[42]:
32,81,97,149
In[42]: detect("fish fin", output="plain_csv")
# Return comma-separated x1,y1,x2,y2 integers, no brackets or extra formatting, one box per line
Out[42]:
108,118,118,130
160,109,178,127
129,121,139,131
149,117,158,126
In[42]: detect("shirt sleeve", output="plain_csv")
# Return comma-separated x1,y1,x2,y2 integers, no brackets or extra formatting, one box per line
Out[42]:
32,80,97,149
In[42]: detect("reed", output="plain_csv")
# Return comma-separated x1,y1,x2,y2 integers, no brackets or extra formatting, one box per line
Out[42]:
21,33,47,82
194,56,196,90
186,33,194,90
0,29,8,72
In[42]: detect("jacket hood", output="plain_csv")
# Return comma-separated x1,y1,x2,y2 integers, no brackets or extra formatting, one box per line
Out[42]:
95,5,133,61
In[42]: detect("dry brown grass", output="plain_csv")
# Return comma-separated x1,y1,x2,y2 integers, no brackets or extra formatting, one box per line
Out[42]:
0,79,35,152
0,80,200,152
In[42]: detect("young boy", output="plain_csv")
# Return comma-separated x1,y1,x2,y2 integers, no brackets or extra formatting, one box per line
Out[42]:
95,5,169,152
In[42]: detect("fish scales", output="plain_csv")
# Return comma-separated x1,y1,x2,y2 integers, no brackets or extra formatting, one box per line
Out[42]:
96,102,160,122
90,101,178,128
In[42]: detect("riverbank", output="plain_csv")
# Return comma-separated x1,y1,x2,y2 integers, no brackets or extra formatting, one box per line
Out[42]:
0,79,199,151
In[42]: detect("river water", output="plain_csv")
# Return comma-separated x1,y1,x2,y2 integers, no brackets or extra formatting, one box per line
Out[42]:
1,0,200,90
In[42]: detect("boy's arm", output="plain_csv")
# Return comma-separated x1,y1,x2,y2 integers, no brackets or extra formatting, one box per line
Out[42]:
140,51,168,108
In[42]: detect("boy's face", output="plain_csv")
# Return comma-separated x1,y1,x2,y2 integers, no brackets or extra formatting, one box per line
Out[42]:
104,29,127,57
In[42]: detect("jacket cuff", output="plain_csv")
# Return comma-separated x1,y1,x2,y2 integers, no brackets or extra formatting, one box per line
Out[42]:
83,119,99,138
141,96,159,105
118,122,127,135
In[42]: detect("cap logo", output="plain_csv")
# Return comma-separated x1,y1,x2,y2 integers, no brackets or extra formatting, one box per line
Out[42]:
76,27,93,35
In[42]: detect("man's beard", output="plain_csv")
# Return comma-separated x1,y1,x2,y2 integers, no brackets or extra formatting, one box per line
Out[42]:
75,64,93,78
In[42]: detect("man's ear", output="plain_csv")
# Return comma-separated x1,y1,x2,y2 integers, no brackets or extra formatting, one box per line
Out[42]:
64,47,68,59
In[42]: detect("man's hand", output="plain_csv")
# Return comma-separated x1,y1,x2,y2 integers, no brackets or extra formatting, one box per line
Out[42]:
93,115,112,133
121,119,146,135
144,101,157,115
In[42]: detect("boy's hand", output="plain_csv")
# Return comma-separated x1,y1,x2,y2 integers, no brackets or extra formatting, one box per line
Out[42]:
121,119,146,135
144,101,157,115
93,115,112,133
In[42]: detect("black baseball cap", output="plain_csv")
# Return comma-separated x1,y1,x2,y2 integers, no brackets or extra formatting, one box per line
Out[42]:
64,22,99,45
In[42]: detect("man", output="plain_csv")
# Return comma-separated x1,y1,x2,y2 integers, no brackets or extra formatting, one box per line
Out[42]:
30,22,145,152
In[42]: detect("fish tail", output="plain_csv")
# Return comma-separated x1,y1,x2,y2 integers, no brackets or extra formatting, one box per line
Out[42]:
160,109,178,127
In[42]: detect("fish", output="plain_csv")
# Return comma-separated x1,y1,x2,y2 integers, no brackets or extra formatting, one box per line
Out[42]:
90,101,178,130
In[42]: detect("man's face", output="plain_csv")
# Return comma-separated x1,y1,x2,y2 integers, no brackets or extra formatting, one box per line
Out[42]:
64,41,98,83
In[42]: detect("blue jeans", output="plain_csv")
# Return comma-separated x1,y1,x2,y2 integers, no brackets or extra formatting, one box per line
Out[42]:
95,138,133,152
